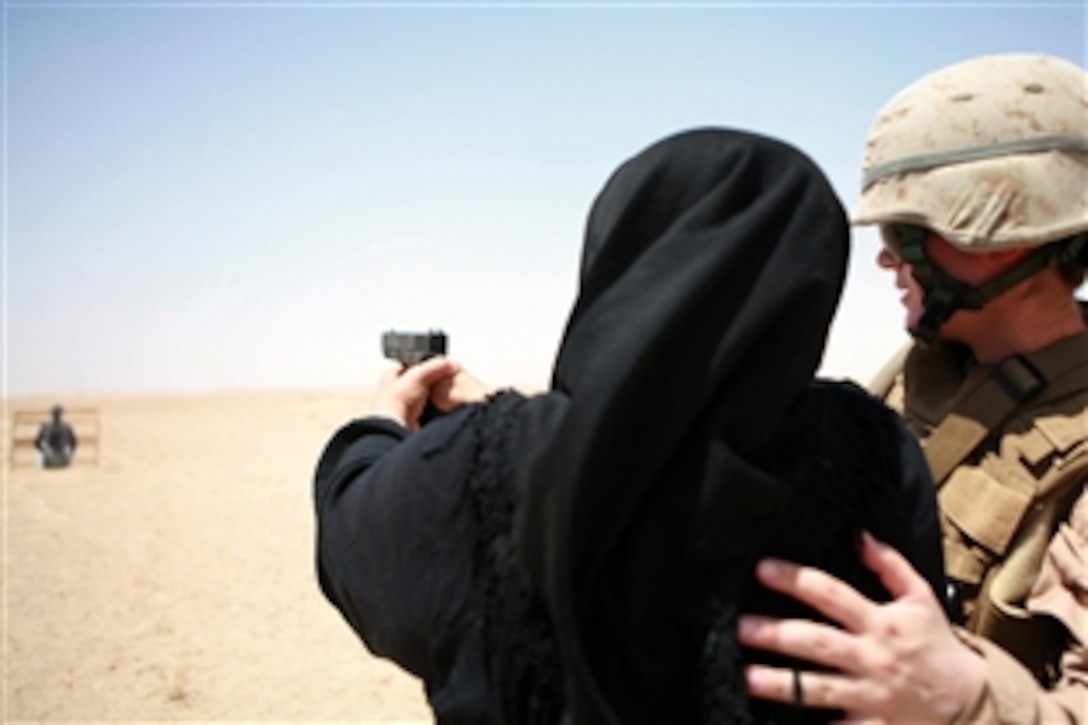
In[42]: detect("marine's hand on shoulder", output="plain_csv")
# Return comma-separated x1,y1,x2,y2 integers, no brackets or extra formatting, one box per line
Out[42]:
739,532,986,724
369,357,461,431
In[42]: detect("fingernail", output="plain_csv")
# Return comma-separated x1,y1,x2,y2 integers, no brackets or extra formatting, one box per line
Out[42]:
737,615,761,640
745,665,769,688
757,559,783,581
861,530,880,550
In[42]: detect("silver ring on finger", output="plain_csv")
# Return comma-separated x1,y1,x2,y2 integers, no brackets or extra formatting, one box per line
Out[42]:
792,668,804,708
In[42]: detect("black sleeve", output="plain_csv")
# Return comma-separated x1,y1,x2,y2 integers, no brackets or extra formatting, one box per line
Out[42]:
865,413,949,608
312,408,482,681
792,380,948,612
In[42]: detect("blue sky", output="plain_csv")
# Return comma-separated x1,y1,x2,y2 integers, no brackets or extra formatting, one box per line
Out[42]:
3,1,1085,396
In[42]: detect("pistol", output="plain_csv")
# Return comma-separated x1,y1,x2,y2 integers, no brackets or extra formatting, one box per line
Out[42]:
381,329,448,367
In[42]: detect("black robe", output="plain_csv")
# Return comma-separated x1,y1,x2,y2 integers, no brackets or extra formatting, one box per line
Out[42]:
314,128,947,724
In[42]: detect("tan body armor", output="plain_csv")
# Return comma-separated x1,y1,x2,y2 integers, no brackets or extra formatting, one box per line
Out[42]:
881,332,1088,685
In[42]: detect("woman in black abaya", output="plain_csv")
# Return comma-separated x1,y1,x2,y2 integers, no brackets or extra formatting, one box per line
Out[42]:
313,128,946,724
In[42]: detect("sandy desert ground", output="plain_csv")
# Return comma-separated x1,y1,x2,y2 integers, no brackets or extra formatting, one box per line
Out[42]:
3,389,436,723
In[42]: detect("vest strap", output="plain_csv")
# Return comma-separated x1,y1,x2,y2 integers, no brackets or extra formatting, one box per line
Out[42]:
925,350,1088,485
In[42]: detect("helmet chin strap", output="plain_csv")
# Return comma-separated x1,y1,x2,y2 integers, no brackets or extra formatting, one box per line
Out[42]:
893,226,1088,345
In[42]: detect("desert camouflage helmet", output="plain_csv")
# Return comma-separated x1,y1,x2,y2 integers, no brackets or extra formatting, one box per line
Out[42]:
853,53,1088,251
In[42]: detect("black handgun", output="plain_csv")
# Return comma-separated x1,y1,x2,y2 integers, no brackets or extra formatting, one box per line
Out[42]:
381,329,449,426
381,329,448,367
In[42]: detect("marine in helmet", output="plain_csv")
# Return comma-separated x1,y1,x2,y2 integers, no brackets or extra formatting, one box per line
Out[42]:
857,52,1087,348
739,53,1088,723
35,404,78,469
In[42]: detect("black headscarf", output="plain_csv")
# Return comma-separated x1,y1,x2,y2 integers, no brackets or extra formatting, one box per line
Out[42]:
515,128,850,723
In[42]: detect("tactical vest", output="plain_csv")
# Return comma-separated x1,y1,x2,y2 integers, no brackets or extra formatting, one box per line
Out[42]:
879,333,1088,685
